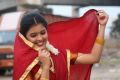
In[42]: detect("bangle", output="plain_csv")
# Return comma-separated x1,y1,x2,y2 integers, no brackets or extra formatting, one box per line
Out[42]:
70,51,78,64
40,78,49,80
95,38,104,46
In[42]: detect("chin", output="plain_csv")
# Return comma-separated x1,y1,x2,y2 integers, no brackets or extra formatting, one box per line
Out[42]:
38,45,46,49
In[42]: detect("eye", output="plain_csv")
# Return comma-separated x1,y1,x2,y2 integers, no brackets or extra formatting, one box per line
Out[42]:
30,33,37,37
40,30,46,35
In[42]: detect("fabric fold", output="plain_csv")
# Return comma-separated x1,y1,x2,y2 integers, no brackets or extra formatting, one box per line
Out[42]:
48,9,99,80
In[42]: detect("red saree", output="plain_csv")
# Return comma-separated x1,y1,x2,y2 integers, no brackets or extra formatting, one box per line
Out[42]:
14,9,98,80
13,33,68,80
48,9,99,80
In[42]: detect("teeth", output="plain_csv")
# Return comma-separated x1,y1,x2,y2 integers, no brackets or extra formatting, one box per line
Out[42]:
38,43,43,45
38,42,44,46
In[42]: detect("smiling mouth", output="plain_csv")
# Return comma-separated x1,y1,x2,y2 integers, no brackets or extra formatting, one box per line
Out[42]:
37,42,43,46
37,42,46,47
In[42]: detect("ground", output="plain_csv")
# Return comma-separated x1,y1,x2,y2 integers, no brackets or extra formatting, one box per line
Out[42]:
1,56,120,80
91,57,120,80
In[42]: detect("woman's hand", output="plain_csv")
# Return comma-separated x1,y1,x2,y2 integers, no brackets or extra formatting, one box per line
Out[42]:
38,48,51,68
96,10,109,26
38,48,51,79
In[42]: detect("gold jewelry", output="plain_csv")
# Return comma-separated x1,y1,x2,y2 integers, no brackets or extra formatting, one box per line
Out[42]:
95,38,104,46
70,51,78,64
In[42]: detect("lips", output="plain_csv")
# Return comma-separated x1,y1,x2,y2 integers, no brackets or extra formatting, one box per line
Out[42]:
37,42,44,46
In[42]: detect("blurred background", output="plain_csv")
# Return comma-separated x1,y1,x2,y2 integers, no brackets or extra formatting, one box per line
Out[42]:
0,0,120,80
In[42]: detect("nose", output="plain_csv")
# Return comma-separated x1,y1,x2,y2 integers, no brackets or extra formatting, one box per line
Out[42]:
37,34,43,41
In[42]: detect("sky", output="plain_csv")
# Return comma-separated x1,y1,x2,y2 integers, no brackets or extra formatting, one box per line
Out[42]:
47,5,120,38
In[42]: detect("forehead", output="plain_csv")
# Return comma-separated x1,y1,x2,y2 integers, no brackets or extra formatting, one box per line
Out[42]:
28,24,46,33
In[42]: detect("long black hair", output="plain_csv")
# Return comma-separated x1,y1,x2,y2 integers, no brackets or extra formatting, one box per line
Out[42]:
20,9,48,37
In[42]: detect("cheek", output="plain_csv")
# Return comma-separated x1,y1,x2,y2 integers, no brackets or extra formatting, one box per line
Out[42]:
27,37,36,43
44,34,48,41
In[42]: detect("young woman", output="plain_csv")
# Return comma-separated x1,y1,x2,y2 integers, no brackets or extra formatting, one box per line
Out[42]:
14,10,68,80
13,9,108,80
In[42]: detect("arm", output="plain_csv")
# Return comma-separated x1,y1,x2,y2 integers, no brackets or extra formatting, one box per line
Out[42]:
38,49,51,80
75,10,109,64
40,64,50,80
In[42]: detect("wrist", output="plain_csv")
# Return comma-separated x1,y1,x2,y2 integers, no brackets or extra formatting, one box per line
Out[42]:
99,24,106,30
42,63,50,68
42,63,51,69
41,59,51,67
98,25,105,35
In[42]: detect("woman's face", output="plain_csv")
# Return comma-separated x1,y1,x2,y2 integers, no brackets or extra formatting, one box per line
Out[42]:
26,24,48,49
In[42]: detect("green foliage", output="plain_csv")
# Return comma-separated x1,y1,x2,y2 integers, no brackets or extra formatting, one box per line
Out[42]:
110,14,120,38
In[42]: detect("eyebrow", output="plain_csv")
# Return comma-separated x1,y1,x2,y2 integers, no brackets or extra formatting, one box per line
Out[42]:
30,29,46,34
30,33,37,35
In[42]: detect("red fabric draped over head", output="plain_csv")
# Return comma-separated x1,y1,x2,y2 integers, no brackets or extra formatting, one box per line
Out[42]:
14,34,68,80
14,9,98,80
48,9,99,80
13,33,38,80
13,10,68,80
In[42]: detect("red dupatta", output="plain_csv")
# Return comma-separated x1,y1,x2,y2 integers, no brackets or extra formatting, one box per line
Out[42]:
14,9,98,80
14,32,68,80
48,9,99,80
14,33,41,80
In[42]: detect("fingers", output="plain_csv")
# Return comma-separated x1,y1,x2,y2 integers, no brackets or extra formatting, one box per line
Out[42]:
41,50,50,57
96,10,109,20
95,10,109,26
96,10,108,17
39,49,50,57
96,10,105,14
96,10,104,16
